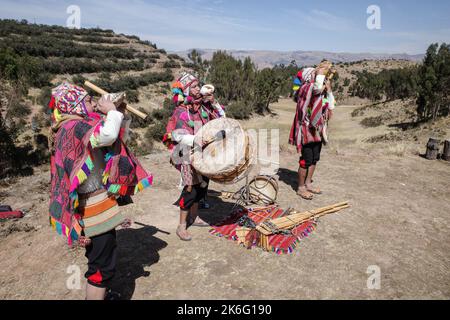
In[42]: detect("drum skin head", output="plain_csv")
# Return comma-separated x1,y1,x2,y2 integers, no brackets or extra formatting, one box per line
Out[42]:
192,118,247,178
249,176,279,205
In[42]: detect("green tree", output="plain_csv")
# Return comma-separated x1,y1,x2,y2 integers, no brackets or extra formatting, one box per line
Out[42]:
417,43,450,120
188,49,209,82
254,68,281,114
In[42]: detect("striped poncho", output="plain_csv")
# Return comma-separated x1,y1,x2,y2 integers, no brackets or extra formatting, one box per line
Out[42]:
289,81,330,153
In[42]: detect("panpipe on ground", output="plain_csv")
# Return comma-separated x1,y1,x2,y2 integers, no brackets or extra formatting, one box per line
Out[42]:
234,205,279,247
256,202,350,236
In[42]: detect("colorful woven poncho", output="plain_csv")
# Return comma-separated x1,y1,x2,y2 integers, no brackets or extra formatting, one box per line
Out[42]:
49,86,153,245
289,79,328,153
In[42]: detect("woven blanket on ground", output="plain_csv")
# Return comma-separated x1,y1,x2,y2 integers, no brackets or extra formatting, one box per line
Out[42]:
210,206,316,255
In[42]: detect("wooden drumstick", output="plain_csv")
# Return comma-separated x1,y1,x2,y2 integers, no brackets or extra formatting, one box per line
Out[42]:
84,81,148,120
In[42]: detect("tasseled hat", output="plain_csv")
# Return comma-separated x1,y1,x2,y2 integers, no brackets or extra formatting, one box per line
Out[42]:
49,82,88,116
171,72,199,105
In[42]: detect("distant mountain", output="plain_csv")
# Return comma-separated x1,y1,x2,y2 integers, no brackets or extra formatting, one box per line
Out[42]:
175,49,424,69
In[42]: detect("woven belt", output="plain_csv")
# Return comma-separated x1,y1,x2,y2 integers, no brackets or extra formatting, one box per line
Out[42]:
78,195,118,219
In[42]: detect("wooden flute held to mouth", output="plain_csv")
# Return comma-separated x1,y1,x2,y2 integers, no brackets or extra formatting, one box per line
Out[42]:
84,80,148,120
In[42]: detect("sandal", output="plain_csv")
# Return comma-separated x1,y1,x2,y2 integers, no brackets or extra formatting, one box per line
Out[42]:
176,224,192,241
192,216,210,227
306,184,322,195
297,187,314,200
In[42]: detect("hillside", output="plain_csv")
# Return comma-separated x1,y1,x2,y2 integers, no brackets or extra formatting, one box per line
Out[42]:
0,19,193,113
176,48,424,69
0,20,445,176
0,19,422,125
332,59,418,105
0,19,195,170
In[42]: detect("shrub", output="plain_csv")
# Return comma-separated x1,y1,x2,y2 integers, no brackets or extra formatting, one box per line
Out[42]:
93,71,174,95
138,40,157,49
226,101,252,120
169,54,184,61
125,90,139,103
145,122,166,141
360,116,384,128
343,78,351,87
72,74,87,86
127,131,153,156
41,58,145,74
7,100,30,119
37,86,52,110
182,62,196,69
130,107,153,128
163,60,180,68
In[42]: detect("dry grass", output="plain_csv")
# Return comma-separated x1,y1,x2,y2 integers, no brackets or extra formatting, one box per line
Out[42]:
387,143,411,157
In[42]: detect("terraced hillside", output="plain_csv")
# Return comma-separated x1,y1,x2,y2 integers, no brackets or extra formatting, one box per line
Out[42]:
0,19,194,164
1,19,196,109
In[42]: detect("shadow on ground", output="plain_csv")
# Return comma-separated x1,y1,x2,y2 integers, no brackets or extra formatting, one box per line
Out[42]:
277,168,298,192
199,189,245,225
388,118,428,131
112,193,245,300
112,224,168,300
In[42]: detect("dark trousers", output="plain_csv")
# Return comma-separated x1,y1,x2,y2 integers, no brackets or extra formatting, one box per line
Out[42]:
85,229,117,288
299,142,323,169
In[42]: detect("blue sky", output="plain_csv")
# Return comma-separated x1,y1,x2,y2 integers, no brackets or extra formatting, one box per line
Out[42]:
1,0,449,54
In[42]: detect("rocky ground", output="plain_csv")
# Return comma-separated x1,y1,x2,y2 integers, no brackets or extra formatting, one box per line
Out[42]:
0,99,449,300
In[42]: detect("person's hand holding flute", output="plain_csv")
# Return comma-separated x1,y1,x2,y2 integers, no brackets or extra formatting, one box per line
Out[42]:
84,80,148,120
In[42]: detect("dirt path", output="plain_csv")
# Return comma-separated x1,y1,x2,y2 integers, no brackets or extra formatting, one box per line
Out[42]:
0,99,449,300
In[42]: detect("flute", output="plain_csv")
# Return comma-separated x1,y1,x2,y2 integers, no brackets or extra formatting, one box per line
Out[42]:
84,81,148,120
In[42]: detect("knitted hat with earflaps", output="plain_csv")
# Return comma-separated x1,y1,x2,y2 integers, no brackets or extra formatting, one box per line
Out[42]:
49,82,89,116
171,72,199,105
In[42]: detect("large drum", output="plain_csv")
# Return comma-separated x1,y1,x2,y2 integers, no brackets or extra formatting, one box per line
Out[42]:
192,118,256,184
